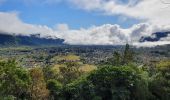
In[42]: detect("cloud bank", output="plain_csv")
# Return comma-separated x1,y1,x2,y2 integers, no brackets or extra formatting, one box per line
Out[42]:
0,12,57,38
1,0,170,47
69,0,170,25
59,23,170,46
0,12,170,47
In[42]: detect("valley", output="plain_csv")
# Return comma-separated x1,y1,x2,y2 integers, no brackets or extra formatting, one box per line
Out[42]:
0,45,169,68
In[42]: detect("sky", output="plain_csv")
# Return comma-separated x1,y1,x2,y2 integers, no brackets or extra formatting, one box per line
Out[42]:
0,0,170,46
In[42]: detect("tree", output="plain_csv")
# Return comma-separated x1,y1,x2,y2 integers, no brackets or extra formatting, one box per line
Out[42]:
29,67,49,100
113,51,121,66
99,44,134,66
149,60,170,100
47,79,62,100
58,62,82,85
0,60,31,99
63,65,151,100
123,44,134,64
87,65,150,100
64,76,97,100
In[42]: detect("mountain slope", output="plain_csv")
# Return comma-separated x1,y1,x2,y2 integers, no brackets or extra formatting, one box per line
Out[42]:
139,31,170,42
0,33,65,46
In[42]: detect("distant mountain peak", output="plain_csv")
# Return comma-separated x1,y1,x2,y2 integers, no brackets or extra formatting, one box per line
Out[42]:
30,33,41,38
139,31,170,42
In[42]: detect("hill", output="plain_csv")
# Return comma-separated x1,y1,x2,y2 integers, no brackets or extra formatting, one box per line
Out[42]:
0,33,65,46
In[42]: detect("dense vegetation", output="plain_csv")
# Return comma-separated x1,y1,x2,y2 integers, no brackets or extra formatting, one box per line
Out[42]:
0,44,170,100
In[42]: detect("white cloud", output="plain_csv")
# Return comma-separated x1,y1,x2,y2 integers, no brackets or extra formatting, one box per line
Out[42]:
59,24,129,45
132,41,170,47
59,23,170,46
0,12,55,37
69,0,170,25
0,11,170,47
3,0,170,26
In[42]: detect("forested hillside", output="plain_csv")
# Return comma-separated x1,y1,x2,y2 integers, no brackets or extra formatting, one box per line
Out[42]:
0,44,170,100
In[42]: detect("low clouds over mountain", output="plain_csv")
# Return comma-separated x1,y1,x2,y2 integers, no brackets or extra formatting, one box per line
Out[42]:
0,11,170,47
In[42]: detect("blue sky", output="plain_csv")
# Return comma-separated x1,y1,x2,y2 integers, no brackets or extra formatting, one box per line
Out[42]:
0,0,170,46
0,0,139,29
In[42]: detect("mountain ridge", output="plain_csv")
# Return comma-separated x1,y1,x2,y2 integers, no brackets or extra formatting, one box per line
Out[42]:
139,31,170,42
0,33,65,46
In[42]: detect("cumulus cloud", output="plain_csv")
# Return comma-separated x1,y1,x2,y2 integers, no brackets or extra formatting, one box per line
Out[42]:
0,11,170,47
3,0,170,25
59,24,129,45
69,0,170,25
0,12,57,37
60,23,170,46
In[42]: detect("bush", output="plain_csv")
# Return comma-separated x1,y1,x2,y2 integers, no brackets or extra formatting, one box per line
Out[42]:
149,60,170,100
47,79,62,99
0,60,31,99
63,65,151,100
88,66,150,100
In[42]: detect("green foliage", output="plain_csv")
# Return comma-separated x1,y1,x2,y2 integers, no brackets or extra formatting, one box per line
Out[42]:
149,60,170,100
123,44,134,64
43,66,58,81
0,60,31,99
47,79,63,100
0,48,169,100
113,51,121,66
59,62,81,85
100,44,134,66
156,60,170,74
88,65,150,100
63,65,151,100
64,76,97,100
0,95,16,100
